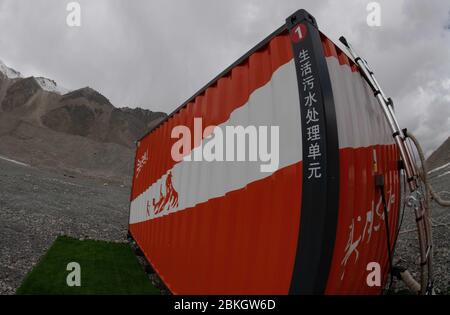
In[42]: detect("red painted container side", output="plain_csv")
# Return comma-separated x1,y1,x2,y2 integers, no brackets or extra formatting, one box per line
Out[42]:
129,25,400,294
130,31,304,294
320,35,400,294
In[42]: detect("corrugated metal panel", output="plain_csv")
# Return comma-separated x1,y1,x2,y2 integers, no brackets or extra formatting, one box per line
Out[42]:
320,34,400,294
130,30,304,294
129,11,400,295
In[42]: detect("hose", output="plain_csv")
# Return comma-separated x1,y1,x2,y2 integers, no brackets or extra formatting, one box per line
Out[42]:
406,132,450,207
392,266,421,294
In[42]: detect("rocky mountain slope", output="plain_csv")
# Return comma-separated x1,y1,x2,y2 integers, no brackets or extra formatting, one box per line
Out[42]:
427,136,450,173
0,60,166,181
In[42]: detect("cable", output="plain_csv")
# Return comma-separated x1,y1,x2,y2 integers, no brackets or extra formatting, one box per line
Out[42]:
392,172,407,252
376,176,394,293
406,131,448,295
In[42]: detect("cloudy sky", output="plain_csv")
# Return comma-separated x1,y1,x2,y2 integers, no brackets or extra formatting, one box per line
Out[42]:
0,0,449,156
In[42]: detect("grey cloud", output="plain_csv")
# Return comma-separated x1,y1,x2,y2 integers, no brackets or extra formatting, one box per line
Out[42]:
0,0,448,156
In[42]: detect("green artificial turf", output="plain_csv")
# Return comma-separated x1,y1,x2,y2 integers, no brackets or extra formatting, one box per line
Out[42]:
16,236,160,295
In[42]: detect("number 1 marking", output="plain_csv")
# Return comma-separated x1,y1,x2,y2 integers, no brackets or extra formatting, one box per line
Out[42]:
295,25,303,40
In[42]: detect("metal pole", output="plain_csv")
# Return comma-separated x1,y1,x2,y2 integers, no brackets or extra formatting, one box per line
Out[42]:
339,37,418,190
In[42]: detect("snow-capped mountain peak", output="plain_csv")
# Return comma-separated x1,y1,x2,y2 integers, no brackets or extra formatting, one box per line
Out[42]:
0,60,69,95
0,60,22,79
34,77,69,95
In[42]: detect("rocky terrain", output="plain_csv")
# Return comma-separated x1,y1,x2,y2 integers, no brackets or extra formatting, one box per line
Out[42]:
1,139,447,295
0,157,131,294
0,62,166,181
427,137,450,172
0,60,166,294
391,137,450,294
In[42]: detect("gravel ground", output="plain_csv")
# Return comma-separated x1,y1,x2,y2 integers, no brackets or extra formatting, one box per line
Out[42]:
391,169,450,294
0,156,448,295
0,158,131,295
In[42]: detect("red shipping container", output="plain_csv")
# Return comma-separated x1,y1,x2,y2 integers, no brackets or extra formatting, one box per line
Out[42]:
128,9,400,295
